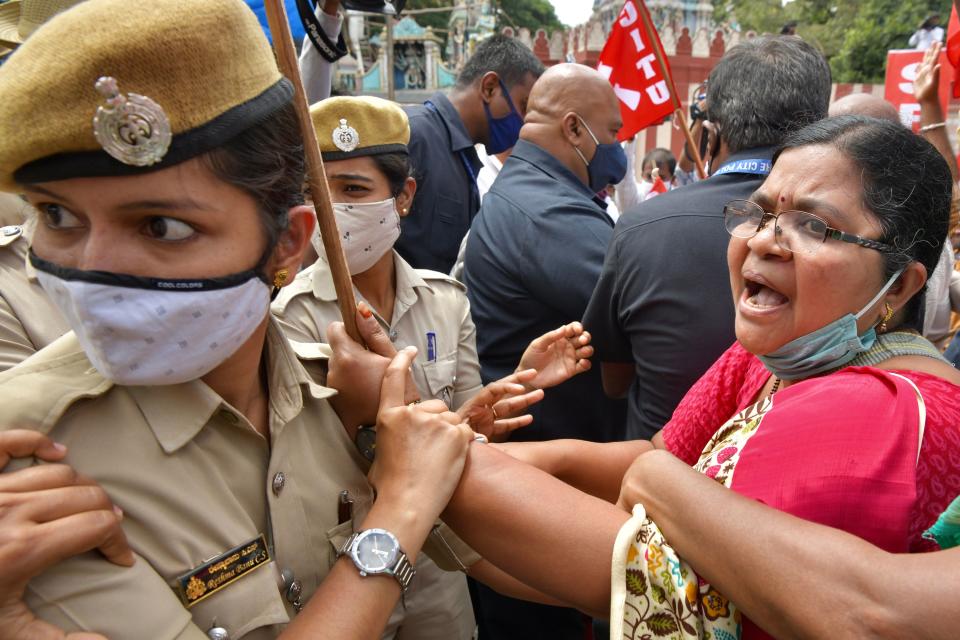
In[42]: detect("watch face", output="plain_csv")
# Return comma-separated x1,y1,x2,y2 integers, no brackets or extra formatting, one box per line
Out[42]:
353,529,399,572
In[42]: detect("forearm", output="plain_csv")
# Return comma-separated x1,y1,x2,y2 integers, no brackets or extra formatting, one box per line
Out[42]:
554,439,653,503
632,450,960,639
919,99,958,182
283,497,433,639
441,443,628,619
468,559,566,607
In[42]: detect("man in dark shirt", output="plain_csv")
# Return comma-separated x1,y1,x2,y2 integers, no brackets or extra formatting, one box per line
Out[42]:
583,37,832,440
463,63,628,639
397,35,544,273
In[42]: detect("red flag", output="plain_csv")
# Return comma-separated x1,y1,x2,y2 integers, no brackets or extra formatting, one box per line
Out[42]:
597,0,675,141
644,169,668,200
948,6,960,97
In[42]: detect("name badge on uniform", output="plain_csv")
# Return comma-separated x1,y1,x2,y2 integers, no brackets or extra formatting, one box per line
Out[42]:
176,535,271,607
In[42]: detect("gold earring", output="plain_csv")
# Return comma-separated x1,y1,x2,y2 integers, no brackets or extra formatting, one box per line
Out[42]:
401,207,408,214
270,269,289,302
878,302,894,334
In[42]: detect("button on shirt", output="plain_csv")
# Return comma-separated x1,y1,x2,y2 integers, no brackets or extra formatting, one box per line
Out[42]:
583,147,776,440
464,139,626,442
397,93,482,273
272,251,482,410
0,321,477,639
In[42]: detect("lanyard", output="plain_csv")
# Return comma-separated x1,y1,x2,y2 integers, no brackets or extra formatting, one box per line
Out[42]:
424,100,480,205
712,158,772,177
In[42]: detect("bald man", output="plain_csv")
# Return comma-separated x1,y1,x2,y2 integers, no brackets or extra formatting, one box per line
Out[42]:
461,63,628,638
828,92,901,122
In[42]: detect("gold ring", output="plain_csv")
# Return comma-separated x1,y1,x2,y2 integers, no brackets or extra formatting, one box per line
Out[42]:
492,406,499,420
408,399,421,407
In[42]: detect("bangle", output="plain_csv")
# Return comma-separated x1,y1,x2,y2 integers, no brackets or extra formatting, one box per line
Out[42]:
919,122,946,133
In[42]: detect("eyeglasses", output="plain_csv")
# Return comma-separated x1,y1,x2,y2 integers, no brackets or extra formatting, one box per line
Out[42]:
723,199,894,255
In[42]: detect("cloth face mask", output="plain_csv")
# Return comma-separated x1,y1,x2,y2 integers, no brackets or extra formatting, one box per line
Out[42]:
483,78,524,155
315,198,401,275
759,269,904,380
571,115,628,192
32,252,270,386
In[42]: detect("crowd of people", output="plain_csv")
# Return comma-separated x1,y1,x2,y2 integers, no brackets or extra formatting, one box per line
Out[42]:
0,0,959,639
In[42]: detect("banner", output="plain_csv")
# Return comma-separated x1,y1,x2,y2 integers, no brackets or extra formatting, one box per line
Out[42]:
947,6,960,97
597,0,675,141
884,49,953,132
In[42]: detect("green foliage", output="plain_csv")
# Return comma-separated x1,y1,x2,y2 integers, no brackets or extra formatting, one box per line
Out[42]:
717,0,952,83
497,0,562,32
832,0,951,83
403,0,450,34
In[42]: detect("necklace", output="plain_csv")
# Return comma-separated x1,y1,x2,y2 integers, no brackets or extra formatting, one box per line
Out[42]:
769,377,781,396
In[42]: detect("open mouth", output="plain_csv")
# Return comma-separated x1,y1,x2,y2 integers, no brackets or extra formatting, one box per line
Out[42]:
743,277,789,309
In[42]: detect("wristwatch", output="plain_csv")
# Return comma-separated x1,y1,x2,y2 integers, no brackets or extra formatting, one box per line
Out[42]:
338,528,416,595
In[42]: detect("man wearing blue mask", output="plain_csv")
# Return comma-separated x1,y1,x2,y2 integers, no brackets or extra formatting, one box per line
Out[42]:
462,62,628,640
397,35,544,273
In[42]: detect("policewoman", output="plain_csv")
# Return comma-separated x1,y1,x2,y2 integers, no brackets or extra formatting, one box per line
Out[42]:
274,96,594,428
274,97,483,417
0,0,488,637
274,96,477,639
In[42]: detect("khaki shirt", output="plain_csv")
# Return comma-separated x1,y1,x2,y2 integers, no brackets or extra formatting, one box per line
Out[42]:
0,322,476,639
0,222,69,370
273,252,482,410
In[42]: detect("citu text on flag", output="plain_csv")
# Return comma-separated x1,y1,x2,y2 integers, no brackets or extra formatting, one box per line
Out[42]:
596,0,675,142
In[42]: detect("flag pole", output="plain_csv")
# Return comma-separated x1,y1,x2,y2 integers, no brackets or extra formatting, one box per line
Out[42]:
264,0,362,343
636,2,707,179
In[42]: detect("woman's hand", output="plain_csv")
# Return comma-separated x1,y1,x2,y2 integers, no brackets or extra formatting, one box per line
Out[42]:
0,430,133,640
456,370,545,441
914,40,941,105
327,304,420,436
517,322,593,391
368,348,475,538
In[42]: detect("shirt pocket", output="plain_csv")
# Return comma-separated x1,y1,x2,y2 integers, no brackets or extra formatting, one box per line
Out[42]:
420,357,458,406
189,561,289,638
325,519,354,570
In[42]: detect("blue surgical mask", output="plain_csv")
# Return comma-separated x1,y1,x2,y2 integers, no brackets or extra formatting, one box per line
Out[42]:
571,115,628,193
483,79,523,154
759,269,904,380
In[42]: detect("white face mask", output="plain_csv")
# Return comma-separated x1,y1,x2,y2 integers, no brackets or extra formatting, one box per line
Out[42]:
313,198,401,275
32,253,270,386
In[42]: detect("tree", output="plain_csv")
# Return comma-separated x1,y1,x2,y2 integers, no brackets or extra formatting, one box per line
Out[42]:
496,0,562,32
717,0,951,84
831,0,950,83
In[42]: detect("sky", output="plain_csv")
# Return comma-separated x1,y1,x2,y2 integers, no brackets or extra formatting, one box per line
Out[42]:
549,0,595,27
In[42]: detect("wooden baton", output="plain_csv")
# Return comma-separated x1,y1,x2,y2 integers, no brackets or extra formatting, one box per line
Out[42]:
263,0,362,343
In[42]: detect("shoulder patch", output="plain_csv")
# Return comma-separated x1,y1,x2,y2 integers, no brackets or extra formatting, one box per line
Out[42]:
0,333,113,435
0,225,23,248
416,268,466,292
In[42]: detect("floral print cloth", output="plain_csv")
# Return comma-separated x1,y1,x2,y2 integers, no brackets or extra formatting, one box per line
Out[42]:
610,503,741,640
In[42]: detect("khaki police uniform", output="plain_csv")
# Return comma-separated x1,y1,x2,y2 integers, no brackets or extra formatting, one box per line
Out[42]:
0,321,479,639
0,221,69,370
273,253,481,640
273,251,482,410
